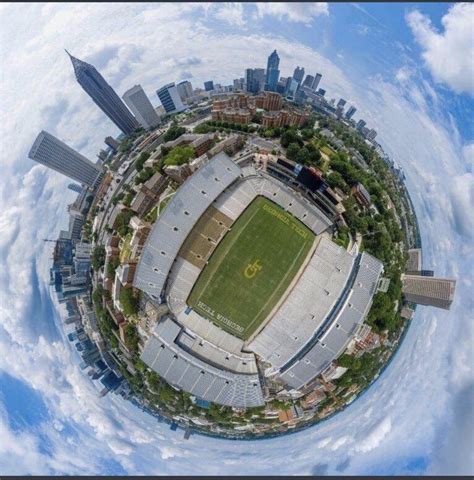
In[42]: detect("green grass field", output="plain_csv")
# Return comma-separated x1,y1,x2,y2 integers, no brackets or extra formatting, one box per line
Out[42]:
187,196,315,339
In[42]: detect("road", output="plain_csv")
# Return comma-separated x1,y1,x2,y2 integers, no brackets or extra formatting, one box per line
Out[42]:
96,159,139,244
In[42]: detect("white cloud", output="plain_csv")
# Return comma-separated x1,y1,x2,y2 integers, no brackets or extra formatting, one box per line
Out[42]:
213,3,246,27
462,143,474,170
255,3,328,25
406,3,474,96
0,2,472,477
354,417,392,453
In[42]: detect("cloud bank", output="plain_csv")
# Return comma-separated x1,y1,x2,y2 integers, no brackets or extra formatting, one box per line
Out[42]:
406,3,474,96
0,2,472,476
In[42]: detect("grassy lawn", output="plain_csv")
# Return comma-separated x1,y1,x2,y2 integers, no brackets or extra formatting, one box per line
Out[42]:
158,192,174,214
320,145,335,156
187,196,315,339
119,232,132,263
145,206,158,223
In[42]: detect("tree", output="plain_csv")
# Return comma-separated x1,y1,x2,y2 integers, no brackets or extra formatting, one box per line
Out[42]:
135,152,151,171
164,124,186,142
306,143,322,164
134,167,154,185
91,245,106,271
280,129,302,148
300,128,314,141
326,172,348,192
106,256,120,277
123,323,140,353
163,145,195,166
119,288,139,316
115,210,134,237
286,142,301,161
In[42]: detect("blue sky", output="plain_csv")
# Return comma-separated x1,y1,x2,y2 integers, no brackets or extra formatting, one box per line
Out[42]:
0,2,473,475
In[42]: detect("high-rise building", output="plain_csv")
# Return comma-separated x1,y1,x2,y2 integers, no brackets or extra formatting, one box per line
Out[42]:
176,80,193,101
345,106,357,120
286,78,299,97
317,88,326,97
245,68,265,94
293,66,305,85
29,131,103,188
356,119,367,130
233,78,245,91
302,74,315,89
204,81,214,91
312,73,322,91
66,51,139,135
337,98,347,108
104,136,120,152
68,209,85,241
68,183,83,194
401,275,456,310
265,50,280,92
366,129,377,141
156,83,186,114
122,84,160,130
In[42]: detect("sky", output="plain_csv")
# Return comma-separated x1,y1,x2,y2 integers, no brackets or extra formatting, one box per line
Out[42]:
0,2,473,475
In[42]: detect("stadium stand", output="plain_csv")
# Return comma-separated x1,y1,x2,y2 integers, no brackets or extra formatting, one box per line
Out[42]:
141,317,264,408
278,251,383,389
133,152,242,300
178,206,232,268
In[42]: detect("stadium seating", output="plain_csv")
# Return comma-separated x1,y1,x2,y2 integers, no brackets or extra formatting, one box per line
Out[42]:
141,317,264,408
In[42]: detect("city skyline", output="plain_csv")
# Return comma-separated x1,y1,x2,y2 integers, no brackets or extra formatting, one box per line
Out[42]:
1,2,472,477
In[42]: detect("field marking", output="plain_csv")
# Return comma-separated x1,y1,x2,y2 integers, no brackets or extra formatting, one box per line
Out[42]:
242,234,311,336
243,259,263,279
188,200,262,308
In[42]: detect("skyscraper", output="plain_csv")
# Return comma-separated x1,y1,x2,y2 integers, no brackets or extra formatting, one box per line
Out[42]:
312,73,322,91
233,78,245,91
204,81,214,91
401,275,456,310
66,51,139,135
265,50,280,91
68,183,83,194
104,136,120,152
337,98,347,108
29,131,103,187
366,129,377,141
122,85,160,130
176,80,193,101
156,83,186,114
356,119,367,130
345,106,357,120
245,68,265,94
293,66,305,85
302,75,315,89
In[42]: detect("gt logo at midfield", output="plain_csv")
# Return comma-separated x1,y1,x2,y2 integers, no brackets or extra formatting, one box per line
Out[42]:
244,259,263,279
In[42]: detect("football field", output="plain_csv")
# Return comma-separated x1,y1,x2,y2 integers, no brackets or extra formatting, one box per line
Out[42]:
187,196,315,339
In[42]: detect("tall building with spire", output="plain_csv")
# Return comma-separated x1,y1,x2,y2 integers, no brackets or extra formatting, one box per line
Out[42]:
29,131,103,188
66,51,139,135
265,50,280,92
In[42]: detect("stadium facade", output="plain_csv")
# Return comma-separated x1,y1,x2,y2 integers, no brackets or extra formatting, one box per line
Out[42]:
135,152,383,408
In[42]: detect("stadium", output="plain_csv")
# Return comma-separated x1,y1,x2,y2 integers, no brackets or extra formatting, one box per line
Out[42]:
135,152,383,409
